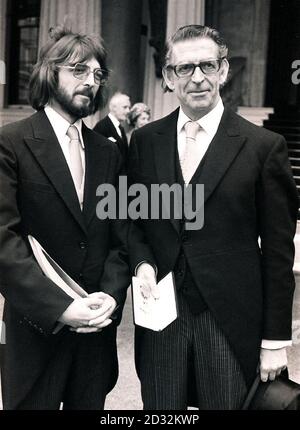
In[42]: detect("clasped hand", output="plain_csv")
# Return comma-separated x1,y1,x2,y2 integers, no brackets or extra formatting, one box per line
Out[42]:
58,292,117,333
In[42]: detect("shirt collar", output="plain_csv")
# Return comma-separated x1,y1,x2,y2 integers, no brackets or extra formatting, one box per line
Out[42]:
177,98,224,138
44,105,84,148
108,112,121,129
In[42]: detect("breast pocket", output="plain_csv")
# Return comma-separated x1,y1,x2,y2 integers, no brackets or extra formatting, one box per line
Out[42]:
133,172,157,185
20,179,56,194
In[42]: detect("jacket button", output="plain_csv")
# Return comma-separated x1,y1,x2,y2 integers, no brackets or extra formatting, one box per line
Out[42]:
79,241,87,249
181,233,188,242
79,273,84,281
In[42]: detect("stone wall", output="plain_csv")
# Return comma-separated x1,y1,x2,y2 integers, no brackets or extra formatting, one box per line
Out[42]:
206,0,271,107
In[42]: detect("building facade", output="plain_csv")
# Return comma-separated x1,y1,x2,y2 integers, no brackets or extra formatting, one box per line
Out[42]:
0,0,299,128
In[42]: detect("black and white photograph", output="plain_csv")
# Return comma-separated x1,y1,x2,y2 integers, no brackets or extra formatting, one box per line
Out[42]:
0,0,300,416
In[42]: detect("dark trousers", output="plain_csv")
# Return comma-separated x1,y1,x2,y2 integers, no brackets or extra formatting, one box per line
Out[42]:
14,329,117,410
137,294,247,410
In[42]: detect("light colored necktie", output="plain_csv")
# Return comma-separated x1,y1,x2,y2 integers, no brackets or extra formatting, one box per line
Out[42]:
66,125,84,203
181,121,201,184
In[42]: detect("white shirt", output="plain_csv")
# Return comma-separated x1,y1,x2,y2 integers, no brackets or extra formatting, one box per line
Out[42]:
44,106,85,209
108,112,122,138
176,98,291,350
177,97,224,164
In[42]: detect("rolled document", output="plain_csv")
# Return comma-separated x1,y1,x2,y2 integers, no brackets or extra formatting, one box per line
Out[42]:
28,235,88,333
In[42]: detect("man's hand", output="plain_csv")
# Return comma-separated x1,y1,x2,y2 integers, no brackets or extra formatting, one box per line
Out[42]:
70,292,117,333
136,263,159,300
58,296,105,329
259,347,288,382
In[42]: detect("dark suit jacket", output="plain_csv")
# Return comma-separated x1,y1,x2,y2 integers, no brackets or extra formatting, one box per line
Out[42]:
93,115,128,162
128,107,298,387
0,110,130,409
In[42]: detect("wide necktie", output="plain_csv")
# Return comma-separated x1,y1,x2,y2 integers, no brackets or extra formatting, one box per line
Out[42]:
118,124,129,160
181,121,201,184
66,125,84,205
119,124,128,145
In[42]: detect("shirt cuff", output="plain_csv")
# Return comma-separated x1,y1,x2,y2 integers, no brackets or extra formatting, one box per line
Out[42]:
134,261,158,277
261,339,292,349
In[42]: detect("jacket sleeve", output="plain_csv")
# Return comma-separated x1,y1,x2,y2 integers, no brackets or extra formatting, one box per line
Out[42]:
126,131,157,275
0,132,74,335
257,135,299,340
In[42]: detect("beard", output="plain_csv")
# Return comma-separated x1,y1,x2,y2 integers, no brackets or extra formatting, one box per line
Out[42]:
52,85,97,119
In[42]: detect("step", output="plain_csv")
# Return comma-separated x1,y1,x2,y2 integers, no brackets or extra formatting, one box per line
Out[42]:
290,158,300,166
288,149,300,157
292,167,300,178
0,107,34,127
287,141,300,149
238,107,274,114
265,125,300,134
263,129,300,141
284,134,300,141
294,176,300,185
237,107,274,127
264,119,300,127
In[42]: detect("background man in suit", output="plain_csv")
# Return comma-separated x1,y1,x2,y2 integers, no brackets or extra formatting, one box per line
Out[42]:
0,26,129,410
93,92,131,162
128,25,299,409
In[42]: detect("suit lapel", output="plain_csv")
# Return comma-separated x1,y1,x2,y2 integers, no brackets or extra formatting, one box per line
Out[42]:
152,108,246,233
190,108,246,204
24,110,86,233
152,109,181,234
82,125,111,226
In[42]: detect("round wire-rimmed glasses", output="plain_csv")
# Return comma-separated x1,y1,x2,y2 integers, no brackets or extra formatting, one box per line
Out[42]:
58,63,108,85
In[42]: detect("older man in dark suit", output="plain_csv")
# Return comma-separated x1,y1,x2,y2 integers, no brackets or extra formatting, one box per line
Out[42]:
128,25,298,410
93,92,131,162
0,26,129,410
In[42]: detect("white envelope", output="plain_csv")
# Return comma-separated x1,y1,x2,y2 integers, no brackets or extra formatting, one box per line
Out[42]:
131,272,178,331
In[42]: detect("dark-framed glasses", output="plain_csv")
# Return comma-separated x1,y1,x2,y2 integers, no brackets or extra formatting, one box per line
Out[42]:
167,58,225,78
58,63,108,85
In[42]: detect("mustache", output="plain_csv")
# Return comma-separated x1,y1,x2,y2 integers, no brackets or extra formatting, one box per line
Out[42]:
74,89,94,99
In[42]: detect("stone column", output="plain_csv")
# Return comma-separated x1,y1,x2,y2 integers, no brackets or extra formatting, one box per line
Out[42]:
205,0,271,108
248,0,271,107
144,0,205,120
0,0,7,111
38,0,101,127
39,0,101,49
101,0,143,104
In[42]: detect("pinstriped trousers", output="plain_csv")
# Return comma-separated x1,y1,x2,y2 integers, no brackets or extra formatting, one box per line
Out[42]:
137,293,247,410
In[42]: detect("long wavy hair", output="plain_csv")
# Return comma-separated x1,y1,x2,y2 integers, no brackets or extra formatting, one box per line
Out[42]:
29,25,109,112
